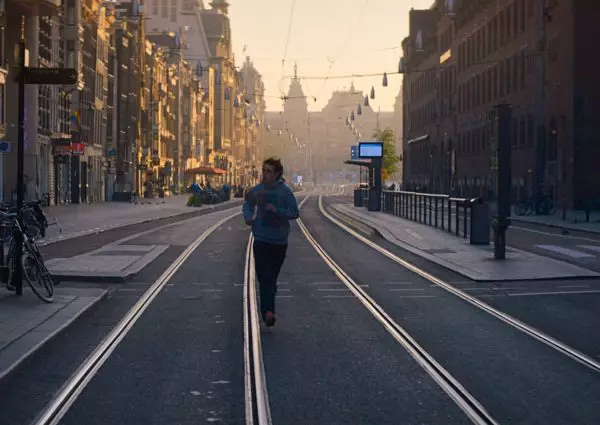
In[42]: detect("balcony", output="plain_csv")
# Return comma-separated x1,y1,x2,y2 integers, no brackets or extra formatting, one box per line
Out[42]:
64,23,84,42
9,0,61,15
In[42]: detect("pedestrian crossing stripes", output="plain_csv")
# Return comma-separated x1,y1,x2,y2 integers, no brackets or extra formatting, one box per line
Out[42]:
535,244,600,259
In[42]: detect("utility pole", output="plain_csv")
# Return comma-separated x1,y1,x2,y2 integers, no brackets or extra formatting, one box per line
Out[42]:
135,0,145,197
13,17,26,296
534,0,547,205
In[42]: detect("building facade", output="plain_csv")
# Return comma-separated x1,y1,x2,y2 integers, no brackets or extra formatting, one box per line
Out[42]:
402,0,600,208
0,0,262,202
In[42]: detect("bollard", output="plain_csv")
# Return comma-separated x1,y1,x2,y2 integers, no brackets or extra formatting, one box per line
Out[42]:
469,198,490,245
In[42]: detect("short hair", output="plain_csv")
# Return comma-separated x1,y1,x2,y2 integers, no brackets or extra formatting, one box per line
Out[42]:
263,157,284,179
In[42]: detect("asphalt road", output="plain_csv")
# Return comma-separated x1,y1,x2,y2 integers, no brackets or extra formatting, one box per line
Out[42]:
2,189,600,424
322,193,600,362
307,195,600,424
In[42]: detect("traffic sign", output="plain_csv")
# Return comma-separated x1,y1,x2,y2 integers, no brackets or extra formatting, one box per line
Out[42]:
0,141,10,153
23,68,77,85
350,145,359,160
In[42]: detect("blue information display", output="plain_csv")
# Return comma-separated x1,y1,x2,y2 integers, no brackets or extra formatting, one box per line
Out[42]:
350,145,359,160
358,142,383,158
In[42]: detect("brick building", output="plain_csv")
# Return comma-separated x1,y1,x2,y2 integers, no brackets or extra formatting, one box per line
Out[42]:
402,0,600,209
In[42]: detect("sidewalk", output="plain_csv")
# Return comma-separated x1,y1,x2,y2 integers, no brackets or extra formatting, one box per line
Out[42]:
45,205,240,282
509,209,600,234
330,203,600,282
40,196,242,246
0,287,107,381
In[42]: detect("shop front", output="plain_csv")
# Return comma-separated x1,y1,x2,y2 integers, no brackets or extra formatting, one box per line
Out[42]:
51,135,72,205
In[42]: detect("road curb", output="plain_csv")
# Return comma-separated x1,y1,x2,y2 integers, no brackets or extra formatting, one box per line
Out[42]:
510,217,600,235
0,289,109,382
328,204,600,282
39,200,243,247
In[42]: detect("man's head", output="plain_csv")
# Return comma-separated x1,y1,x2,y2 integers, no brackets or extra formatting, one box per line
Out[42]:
262,157,283,185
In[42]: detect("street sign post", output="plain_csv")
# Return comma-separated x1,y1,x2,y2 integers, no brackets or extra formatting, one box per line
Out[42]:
357,141,384,211
22,68,78,85
11,34,78,295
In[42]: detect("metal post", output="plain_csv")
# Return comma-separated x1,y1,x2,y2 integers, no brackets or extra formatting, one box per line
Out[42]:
491,104,513,259
12,21,26,295
533,0,547,203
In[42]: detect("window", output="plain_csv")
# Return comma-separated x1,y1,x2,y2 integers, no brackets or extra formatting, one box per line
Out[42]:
526,113,534,146
520,50,526,89
519,117,526,147
512,54,519,92
506,8,512,41
520,0,527,32
512,2,518,36
492,66,498,99
511,120,518,147
527,0,534,19
548,37,558,62
487,22,492,55
499,10,505,45
162,0,168,17
170,0,177,22
505,58,511,94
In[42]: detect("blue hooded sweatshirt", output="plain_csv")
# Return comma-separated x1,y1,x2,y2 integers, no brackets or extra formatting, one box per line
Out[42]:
242,179,300,245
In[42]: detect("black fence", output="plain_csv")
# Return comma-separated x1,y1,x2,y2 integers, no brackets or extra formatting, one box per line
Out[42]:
382,190,481,239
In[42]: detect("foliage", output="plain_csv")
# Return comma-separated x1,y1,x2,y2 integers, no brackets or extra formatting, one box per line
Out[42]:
187,194,203,207
373,127,401,182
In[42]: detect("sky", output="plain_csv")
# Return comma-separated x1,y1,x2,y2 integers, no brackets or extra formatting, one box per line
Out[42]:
227,0,433,112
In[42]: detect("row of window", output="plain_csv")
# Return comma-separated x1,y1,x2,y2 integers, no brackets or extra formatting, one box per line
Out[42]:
458,0,534,72
456,113,535,157
408,100,436,136
458,49,535,113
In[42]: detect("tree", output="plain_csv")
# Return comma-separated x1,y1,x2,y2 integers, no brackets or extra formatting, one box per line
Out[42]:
373,127,401,182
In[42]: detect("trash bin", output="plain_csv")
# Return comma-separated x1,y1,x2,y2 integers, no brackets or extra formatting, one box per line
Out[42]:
470,198,490,245
354,188,364,207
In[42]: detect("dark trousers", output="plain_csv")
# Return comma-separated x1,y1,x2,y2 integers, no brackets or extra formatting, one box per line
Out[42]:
253,239,287,317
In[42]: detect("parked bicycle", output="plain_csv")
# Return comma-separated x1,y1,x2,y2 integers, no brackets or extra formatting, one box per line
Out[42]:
514,194,556,216
1,202,60,303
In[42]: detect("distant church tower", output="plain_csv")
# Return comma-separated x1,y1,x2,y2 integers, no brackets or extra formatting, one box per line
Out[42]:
282,63,310,176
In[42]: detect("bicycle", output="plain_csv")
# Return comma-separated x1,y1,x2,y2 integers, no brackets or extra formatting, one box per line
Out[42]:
1,210,55,303
514,194,556,216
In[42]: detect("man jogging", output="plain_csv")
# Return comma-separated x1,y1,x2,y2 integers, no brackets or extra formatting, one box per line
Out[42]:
243,157,299,327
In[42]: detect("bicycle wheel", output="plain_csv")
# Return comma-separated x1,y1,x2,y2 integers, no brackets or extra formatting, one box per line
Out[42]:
21,249,54,303
545,199,556,215
6,238,16,289
514,202,529,216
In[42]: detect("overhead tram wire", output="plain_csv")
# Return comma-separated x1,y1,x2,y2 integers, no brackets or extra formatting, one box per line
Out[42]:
279,0,297,100
314,0,370,102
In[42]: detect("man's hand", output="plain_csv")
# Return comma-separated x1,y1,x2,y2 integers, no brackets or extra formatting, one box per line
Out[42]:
245,208,258,226
265,203,276,212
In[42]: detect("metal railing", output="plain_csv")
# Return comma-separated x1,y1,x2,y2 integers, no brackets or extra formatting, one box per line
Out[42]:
381,190,475,238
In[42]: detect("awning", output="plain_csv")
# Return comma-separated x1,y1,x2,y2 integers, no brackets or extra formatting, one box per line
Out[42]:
186,166,227,175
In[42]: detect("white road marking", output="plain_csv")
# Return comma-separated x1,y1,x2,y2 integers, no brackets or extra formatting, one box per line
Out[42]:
404,228,423,240
577,245,600,253
535,244,595,259
512,225,600,243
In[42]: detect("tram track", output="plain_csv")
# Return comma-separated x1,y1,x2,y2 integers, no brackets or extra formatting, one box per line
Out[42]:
317,194,600,374
29,210,241,425
296,215,499,425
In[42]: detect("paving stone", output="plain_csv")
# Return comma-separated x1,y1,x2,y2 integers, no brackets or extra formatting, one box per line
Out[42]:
0,287,107,380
